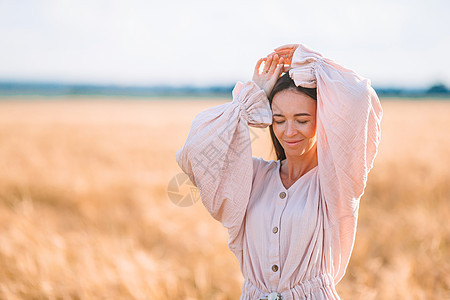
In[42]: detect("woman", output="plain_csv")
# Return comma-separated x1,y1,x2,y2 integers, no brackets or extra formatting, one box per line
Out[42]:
176,44,382,299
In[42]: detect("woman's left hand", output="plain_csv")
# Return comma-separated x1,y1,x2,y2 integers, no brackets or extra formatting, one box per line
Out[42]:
252,54,284,97
272,44,299,66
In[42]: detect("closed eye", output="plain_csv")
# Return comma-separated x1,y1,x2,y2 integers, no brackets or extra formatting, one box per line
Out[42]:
273,120,308,124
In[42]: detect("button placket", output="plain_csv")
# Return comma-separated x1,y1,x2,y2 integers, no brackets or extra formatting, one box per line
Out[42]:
268,190,288,287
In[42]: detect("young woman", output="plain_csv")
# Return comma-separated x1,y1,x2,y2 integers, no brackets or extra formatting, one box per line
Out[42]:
176,44,382,300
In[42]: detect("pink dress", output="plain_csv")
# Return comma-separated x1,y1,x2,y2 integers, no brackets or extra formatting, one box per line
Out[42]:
176,45,383,299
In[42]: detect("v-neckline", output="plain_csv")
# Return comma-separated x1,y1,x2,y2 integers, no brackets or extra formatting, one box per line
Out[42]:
277,160,318,192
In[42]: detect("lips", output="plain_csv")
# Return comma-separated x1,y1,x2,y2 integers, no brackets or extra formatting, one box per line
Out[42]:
284,139,303,146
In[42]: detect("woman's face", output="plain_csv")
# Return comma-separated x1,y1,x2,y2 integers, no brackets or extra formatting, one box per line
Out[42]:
271,89,317,158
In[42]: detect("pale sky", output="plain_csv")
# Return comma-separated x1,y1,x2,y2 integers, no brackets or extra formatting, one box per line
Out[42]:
0,0,449,88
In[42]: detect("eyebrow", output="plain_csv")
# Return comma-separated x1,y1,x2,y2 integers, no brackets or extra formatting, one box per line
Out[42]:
273,113,311,117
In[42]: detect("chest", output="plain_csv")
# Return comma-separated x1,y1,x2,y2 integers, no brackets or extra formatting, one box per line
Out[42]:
280,174,298,190
247,170,321,237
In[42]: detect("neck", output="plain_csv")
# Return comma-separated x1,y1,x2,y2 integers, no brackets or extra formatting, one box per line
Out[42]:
282,144,318,181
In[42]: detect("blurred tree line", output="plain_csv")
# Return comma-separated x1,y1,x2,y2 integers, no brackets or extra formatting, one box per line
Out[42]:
0,81,449,98
426,83,448,94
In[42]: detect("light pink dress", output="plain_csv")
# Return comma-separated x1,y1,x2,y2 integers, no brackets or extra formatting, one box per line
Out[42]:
176,45,383,299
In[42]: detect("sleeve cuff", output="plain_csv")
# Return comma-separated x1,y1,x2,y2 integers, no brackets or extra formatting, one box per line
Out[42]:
232,81,272,128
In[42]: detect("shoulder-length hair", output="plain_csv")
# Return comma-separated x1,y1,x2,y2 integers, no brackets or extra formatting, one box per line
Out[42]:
268,73,317,161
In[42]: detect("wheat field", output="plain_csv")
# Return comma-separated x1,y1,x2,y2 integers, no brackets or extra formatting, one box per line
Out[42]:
0,97,448,299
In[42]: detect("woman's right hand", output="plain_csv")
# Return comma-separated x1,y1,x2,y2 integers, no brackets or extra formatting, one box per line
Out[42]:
252,54,284,97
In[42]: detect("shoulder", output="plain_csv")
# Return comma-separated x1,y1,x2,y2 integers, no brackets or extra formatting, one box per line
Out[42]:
252,157,278,179
251,157,279,196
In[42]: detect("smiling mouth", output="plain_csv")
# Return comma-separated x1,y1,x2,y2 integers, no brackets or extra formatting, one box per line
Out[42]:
284,139,303,146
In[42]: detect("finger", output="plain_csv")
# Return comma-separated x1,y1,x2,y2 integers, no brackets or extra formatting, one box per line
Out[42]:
273,49,293,55
268,54,279,74
281,60,292,73
274,55,293,65
274,49,296,59
254,58,264,73
277,57,284,75
263,55,273,73
283,53,293,64
275,60,284,78
277,57,287,73
280,59,288,73
275,47,296,54
274,52,294,61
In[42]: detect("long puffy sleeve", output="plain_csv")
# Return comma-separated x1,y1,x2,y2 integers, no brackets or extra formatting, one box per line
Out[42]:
289,45,383,282
175,81,272,252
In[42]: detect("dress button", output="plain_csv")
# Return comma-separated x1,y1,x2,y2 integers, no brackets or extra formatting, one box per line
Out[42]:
279,192,286,199
272,226,278,234
272,265,279,272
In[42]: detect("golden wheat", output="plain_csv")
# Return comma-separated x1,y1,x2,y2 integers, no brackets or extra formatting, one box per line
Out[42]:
0,97,448,299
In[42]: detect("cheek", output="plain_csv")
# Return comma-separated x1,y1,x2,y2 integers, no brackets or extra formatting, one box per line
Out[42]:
304,122,317,138
272,124,284,139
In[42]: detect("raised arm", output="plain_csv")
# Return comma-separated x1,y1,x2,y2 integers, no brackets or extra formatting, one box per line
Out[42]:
175,54,283,252
275,43,383,222
275,44,383,282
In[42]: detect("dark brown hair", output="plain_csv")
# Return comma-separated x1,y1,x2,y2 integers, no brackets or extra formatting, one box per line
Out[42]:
268,73,317,161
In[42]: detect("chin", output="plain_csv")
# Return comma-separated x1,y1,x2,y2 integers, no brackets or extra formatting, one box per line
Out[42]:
284,147,306,157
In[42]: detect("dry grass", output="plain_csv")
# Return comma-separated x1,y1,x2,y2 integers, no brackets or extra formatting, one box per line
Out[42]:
0,97,448,299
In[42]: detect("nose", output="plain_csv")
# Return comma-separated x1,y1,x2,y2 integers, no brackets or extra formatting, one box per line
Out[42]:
285,121,297,137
